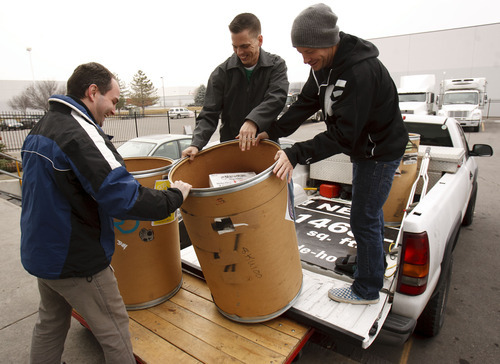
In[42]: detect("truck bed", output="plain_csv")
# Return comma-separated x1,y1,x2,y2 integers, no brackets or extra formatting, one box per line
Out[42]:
177,132,470,349
72,272,312,363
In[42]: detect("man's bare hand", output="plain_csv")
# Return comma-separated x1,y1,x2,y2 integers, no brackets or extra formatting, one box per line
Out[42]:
171,180,192,201
256,131,269,144
273,150,294,183
181,146,199,161
236,120,258,151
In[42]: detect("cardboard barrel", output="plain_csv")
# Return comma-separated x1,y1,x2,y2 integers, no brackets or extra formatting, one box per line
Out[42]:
169,140,303,323
112,157,182,310
383,133,421,226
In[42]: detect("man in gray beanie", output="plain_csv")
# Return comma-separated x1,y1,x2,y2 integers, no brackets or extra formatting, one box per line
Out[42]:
258,3,408,305
291,3,340,49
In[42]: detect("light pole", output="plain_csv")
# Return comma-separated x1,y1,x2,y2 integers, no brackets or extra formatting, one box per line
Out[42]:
26,47,35,87
161,77,170,133
160,76,166,109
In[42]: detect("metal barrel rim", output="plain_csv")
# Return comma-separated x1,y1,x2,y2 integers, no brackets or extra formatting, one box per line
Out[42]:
168,140,280,197
124,156,173,178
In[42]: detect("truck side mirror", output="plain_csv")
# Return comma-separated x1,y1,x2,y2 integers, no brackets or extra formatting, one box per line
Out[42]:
470,144,493,157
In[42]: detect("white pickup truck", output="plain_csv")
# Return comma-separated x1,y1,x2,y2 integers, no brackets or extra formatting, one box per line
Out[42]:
179,114,493,349
285,114,493,346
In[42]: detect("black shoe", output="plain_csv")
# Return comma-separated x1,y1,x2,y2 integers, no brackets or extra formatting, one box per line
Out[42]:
335,255,357,274
335,255,388,275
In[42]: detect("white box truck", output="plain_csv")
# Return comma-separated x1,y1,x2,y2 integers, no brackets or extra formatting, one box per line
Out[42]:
398,74,436,115
437,78,488,132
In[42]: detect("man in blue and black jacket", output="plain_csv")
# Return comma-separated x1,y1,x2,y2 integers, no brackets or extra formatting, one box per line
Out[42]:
21,62,191,364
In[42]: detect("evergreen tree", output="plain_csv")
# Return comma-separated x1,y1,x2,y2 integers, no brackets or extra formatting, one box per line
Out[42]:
114,73,128,112
128,70,159,113
194,84,206,106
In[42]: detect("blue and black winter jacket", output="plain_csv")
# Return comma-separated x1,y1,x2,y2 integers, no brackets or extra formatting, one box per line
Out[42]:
20,95,183,279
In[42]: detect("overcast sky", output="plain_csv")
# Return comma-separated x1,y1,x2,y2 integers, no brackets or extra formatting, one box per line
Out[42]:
1,0,499,91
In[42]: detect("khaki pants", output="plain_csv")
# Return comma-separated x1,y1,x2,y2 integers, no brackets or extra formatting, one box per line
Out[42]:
30,267,135,364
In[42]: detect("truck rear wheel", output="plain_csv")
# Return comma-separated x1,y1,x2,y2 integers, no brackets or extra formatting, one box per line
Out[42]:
415,257,453,337
462,184,477,226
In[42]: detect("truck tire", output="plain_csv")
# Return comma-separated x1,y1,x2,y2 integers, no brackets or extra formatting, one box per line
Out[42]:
462,184,477,226
415,257,453,337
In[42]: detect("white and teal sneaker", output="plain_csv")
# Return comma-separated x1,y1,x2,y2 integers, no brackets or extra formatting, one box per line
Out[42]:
328,286,379,305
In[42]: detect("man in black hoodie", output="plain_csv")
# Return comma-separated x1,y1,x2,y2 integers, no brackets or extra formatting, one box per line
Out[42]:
259,3,408,304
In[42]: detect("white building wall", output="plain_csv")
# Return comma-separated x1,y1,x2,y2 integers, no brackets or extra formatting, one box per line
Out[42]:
370,23,500,116
2,24,499,116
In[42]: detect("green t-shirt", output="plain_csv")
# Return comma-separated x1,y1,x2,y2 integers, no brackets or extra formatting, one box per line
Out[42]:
244,68,253,82
244,65,256,82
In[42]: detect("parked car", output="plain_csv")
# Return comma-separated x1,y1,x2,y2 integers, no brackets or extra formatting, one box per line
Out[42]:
278,93,323,122
168,107,194,119
0,119,23,131
21,116,41,129
117,134,193,161
278,93,298,119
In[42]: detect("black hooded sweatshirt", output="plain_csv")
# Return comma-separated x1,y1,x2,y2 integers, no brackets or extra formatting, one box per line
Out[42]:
268,32,408,166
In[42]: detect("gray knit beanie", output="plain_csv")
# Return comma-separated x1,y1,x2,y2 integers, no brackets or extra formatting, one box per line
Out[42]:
291,3,340,48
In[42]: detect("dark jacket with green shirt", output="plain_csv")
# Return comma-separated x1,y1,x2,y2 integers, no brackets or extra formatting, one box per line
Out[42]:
191,48,289,149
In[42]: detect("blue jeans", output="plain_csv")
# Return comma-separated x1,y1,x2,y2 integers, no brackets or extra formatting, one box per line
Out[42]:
350,158,401,300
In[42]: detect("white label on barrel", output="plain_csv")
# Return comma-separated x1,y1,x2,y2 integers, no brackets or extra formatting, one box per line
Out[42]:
208,172,256,187
152,180,176,226
402,153,418,165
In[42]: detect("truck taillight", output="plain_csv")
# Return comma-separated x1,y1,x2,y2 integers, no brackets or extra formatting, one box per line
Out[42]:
397,232,430,295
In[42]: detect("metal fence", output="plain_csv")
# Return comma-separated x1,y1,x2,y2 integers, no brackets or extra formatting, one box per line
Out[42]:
0,111,196,153
102,113,176,146
0,112,45,152
486,99,500,118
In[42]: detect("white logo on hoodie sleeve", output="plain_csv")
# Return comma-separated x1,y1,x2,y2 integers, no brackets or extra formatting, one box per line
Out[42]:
325,79,347,117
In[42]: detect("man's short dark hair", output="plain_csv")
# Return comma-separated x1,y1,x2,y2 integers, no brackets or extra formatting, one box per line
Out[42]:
67,62,116,100
229,13,261,38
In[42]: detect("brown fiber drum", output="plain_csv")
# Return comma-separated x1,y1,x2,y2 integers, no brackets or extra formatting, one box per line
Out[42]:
383,133,421,226
169,140,303,323
112,157,182,310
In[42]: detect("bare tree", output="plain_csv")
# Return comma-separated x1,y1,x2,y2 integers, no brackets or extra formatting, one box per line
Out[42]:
8,94,31,113
9,80,66,112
